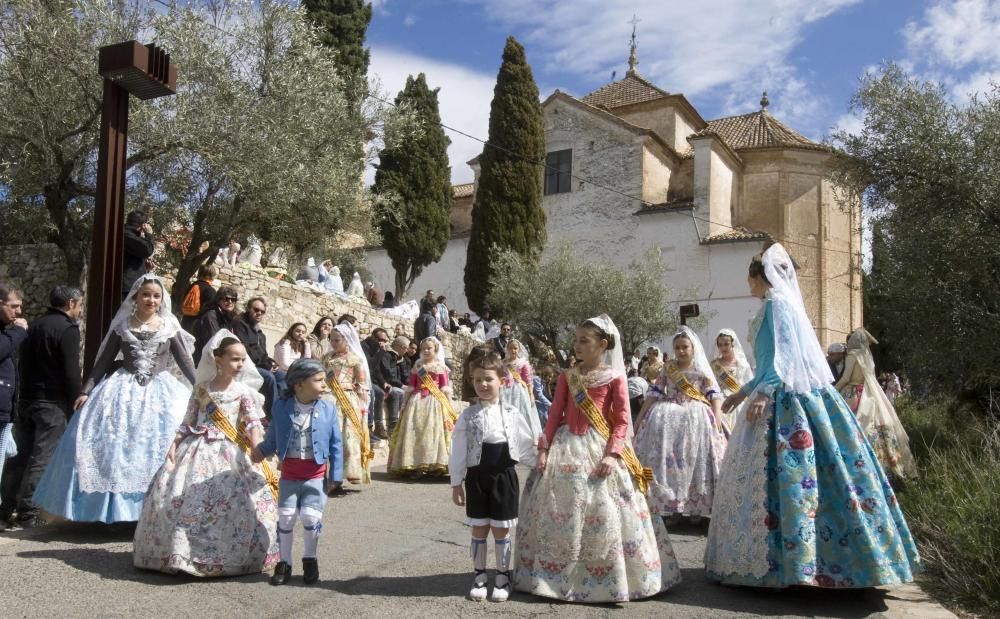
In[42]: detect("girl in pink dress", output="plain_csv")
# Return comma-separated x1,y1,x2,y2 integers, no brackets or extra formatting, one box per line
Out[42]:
513,315,680,603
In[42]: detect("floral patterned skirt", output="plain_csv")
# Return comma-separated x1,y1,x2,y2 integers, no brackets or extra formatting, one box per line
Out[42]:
839,384,918,480
634,400,726,516
705,385,921,588
133,434,278,577
386,394,452,477
513,426,681,602
332,391,368,484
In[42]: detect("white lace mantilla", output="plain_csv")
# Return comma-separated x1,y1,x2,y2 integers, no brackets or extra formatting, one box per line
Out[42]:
704,409,771,578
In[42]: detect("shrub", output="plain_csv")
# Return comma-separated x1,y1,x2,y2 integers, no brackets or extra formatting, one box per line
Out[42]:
896,396,1000,615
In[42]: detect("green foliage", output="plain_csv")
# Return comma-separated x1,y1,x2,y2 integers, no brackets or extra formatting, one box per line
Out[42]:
301,0,371,105
895,396,1000,615
832,64,1000,396
0,0,403,301
486,245,679,352
464,36,546,313
373,73,452,301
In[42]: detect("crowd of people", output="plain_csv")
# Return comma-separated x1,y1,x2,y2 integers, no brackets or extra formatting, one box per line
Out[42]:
0,241,923,604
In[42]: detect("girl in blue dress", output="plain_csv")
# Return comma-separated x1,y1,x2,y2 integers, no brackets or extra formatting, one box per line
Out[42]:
704,242,920,588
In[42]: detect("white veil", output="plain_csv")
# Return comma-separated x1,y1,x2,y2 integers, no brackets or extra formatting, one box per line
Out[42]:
194,328,265,392
505,338,529,370
674,326,721,393
94,274,194,376
334,323,371,391
414,335,448,372
712,328,752,372
587,314,626,377
346,272,364,297
763,243,833,393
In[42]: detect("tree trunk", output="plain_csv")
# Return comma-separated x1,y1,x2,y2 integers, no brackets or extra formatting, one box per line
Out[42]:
44,183,88,287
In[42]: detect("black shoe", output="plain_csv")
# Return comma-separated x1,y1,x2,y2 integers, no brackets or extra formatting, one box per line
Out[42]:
15,513,45,529
270,561,292,585
302,558,319,584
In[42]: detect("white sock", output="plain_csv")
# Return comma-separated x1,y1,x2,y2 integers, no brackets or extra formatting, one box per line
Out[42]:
300,507,324,559
495,536,512,573
471,537,487,571
277,508,297,564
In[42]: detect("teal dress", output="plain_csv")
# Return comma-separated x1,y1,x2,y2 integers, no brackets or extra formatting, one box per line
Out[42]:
704,300,920,588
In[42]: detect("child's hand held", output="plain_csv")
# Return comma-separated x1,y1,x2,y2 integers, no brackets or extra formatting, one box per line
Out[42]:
452,485,465,506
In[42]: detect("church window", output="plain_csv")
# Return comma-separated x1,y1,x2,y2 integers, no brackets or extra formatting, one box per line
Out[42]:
544,149,572,195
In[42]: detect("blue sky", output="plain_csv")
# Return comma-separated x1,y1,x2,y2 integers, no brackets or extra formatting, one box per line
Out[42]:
365,0,1000,183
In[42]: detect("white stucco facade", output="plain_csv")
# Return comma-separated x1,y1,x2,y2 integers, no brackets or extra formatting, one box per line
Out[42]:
365,69,861,349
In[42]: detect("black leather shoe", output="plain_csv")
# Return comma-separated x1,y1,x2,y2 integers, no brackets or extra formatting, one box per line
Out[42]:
302,558,319,584
270,561,292,585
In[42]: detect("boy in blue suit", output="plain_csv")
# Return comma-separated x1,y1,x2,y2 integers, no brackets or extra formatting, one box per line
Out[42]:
253,358,342,585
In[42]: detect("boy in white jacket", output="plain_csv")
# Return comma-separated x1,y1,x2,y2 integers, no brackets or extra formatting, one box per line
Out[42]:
450,353,537,603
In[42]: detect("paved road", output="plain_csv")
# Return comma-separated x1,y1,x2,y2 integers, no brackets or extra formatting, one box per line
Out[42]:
0,462,951,618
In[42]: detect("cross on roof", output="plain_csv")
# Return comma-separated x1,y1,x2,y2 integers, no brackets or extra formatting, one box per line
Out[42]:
627,14,640,75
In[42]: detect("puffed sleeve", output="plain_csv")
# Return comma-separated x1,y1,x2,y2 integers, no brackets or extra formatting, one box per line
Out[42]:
604,376,630,456
448,410,469,486
540,373,569,450
180,392,200,429
239,387,264,432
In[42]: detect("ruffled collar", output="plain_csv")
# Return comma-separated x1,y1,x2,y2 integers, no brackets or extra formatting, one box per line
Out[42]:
569,365,619,388
414,360,448,375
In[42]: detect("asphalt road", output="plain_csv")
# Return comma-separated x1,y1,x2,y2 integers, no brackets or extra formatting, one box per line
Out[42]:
0,462,950,619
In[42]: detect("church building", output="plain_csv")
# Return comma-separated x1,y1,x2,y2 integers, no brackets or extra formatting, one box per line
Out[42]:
366,42,862,349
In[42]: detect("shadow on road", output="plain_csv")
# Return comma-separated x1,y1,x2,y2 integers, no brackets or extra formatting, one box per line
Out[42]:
5,520,137,545
666,567,890,617
316,570,470,597
15,547,269,587
369,471,451,485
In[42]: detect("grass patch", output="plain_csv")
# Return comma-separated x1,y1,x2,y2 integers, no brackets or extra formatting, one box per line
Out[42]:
895,395,1000,616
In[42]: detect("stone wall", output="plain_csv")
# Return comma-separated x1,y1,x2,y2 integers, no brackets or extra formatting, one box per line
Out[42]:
0,244,477,383
214,264,476,384
0,244,70,320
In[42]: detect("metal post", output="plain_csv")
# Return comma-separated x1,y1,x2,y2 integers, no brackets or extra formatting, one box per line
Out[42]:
83,80,130,373
82,41,176,374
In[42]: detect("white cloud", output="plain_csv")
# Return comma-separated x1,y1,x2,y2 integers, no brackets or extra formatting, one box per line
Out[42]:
467,0,859,96
832,111,864,136
368,46,497,185
903,0,1000,101
462,0,860,141
904,0,1000,68
403,13,416,27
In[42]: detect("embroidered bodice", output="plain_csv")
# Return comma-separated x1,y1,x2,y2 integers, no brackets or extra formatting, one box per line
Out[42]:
649,362,721,404
180,382,263,441
83,329,196,394
541,369,629,456
408,363,450,398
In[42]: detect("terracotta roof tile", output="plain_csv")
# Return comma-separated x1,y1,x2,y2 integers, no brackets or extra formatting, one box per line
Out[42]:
701,227,772,244
452,183,474,198
581,72,669,109
692,110,828,152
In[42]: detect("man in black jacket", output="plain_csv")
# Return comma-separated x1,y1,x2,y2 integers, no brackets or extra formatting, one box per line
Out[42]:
123,211,155,299
361,328,389,439
413,298,437,344
0,286,82,528
0,283,28,529
375,336,410,438
191,285,238,362
231,297,278,416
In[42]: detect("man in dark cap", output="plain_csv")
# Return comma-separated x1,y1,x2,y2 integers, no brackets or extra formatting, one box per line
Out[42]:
123,210,154,299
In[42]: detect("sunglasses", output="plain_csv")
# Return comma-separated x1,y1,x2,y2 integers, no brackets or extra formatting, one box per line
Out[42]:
221,296,238,302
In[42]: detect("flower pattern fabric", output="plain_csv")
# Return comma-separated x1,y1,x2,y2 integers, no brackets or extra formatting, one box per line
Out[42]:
705,298,921,588
387,367,453,476
514,426,681,602
133,382,278,576
323,352,369,484
634,364,726,516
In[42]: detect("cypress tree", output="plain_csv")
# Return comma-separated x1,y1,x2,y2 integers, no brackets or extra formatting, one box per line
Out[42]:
301,0,372,106
373,74,453,299
464,36,546,313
